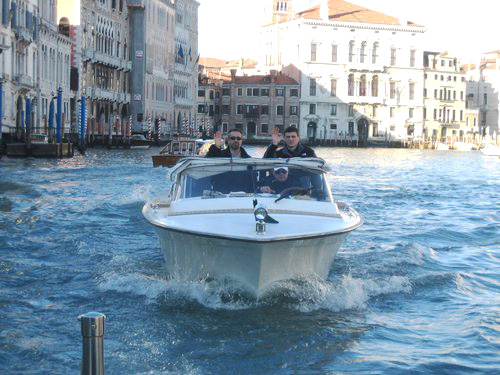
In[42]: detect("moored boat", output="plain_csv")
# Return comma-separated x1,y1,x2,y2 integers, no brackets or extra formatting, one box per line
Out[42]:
143,157,363,297
130,134,154,149
480,143,500,156
152,138,213,167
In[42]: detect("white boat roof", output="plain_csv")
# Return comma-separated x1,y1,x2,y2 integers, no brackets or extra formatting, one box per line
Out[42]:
167,157,329,181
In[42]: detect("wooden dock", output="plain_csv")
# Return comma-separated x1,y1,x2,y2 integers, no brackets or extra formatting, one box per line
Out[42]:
5,143,74,158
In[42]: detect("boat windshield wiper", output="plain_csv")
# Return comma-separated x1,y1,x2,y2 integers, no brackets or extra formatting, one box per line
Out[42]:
274,187,311,203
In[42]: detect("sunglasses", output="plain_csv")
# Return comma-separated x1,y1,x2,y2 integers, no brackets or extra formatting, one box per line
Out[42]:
230,136,242,141
275,168,288,175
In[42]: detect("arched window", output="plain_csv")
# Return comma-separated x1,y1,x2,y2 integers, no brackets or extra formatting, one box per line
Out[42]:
371,75,379,97
360,42,367,63
360,75,366,96
348,74,354,96
372,42,379,64
349,41,355,63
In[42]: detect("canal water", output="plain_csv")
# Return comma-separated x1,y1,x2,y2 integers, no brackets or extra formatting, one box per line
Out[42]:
0,147,498,374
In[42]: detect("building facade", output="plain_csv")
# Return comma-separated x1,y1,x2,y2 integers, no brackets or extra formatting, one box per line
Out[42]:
129,0,176,136
259,0,426,145
219,69,300,141
38,2,71,136
423,51,467,145
462,51,500,142
1,0,39,140
173,0,198,134
80,0,131,139
0,0,14,141
196,77,222,136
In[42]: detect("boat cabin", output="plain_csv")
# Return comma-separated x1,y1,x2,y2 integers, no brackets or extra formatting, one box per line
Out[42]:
168,157,334,203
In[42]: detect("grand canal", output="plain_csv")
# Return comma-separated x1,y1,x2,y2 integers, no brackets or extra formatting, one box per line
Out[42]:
0,146,498,374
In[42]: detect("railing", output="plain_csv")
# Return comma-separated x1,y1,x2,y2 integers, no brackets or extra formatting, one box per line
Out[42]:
14,74,33,87
14,26,33,45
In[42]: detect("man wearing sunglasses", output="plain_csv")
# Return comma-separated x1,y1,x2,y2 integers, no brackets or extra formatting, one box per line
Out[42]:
263,126,316,159
257,166,300,194
206,128,251,158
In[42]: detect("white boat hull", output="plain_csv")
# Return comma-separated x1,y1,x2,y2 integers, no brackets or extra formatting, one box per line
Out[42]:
480,144,500,156
153,225,348,297
142,157,363,298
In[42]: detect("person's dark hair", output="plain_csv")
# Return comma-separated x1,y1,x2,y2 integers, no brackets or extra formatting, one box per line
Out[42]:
284,126,299,136
227,128,243,136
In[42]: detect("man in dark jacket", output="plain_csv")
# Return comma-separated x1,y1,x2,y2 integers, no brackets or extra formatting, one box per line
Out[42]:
206,128,251,158
263,126,316,158
205,128,254,193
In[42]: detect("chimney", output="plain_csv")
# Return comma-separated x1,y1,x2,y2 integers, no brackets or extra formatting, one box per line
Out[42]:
320,0,329,21
230,69,236,82
270,69,277,83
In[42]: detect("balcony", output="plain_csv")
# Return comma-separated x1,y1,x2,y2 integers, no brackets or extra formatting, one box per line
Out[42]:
244,110,260,119
93,51,120,69
82,49,94,61
440,121,461,129
14,74,33,88
14,26,33,47
0,34,10,51
93,87,114,101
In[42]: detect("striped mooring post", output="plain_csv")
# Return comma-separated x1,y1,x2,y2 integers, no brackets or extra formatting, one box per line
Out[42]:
147,117,152,140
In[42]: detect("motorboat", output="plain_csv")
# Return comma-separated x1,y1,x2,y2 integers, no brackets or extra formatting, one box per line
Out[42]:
436,142,449,151
152,138,214,167
451,142,476,151
143,157,363,298
480,143,500,156
130,134,154,149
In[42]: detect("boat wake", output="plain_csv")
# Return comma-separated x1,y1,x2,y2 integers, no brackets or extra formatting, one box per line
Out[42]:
97,269,412,312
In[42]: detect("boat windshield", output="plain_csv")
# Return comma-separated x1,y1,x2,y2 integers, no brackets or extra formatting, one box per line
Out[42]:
176,165,333,202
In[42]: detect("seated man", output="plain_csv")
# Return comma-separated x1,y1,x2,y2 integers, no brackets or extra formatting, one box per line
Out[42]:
257,167,301,194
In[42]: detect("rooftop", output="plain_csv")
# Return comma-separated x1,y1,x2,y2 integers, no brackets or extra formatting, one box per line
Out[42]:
295,0,424,27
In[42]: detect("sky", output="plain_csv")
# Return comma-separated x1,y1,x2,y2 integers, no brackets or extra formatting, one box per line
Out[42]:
57,0,80,25
197,0,500,62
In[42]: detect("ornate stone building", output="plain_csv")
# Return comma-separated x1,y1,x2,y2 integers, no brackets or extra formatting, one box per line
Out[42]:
80,0,131,139
0,0,39,139
129,0,175,135
38,1,71,135
423,51,467,145
462,52,500,142
173,0,198,134
259,0,426,145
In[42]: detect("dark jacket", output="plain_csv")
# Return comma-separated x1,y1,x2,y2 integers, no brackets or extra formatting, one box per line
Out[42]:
263,142,316,158
206,145,252,158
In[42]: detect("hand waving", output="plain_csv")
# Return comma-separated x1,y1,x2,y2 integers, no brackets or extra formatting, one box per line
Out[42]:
214,131,223,148
271,127,281,146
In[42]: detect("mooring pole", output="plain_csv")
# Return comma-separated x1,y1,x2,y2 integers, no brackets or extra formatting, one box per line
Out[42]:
78,312,106,375
56,87,63,143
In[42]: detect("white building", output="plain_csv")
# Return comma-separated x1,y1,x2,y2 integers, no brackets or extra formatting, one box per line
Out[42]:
259,0,426,145
173,0,199,133
38,1,71,136
462,51,500,142
423,51,467,146
0,0,39,139
0,0,13,140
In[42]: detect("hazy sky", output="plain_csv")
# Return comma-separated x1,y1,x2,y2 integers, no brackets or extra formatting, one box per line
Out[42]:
57,0,80,25
197,0,500,61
